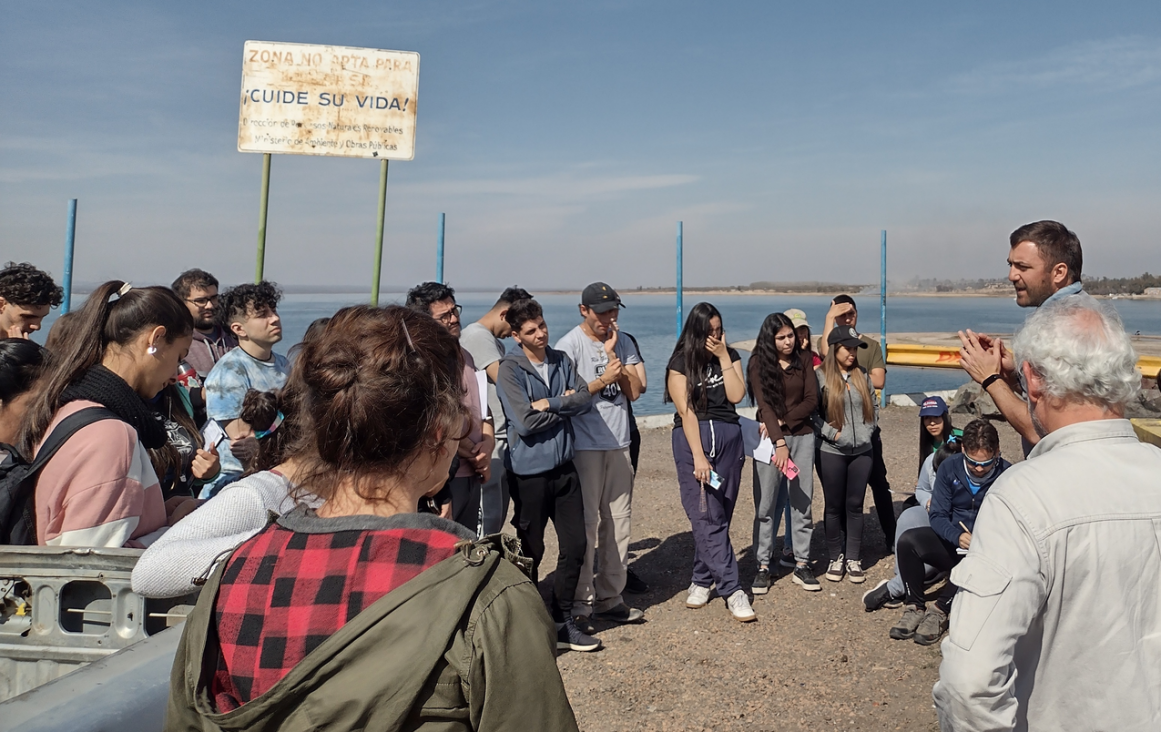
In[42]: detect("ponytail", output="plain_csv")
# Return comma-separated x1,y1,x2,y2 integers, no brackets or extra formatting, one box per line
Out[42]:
18,281,192,454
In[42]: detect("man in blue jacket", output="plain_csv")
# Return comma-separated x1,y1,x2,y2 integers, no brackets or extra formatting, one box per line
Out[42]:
495,298,599,653
889,419,1010,646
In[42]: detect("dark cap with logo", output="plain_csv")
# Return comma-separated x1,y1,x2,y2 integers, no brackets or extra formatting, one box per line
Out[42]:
581,282,624,313
827,325,868,350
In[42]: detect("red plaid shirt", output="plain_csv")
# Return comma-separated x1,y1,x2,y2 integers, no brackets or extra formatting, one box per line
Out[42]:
210,519,461,711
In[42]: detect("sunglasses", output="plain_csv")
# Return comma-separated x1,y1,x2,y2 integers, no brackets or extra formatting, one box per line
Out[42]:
964,454,998,469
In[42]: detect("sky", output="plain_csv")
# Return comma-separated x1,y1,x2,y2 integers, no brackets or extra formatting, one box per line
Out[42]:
2,1,1160,291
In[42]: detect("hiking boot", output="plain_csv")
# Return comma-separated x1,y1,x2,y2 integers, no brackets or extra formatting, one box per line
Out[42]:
846,559,866,584
572,614,596,635
862,579,903,612
792,564,821,592
726,590,757,622
913,607,949,646
889,605,926,640
686,583,711,609
557,618,602,652
594,603,645,624
751,566,771,595
825,555,845,582
779,549,796,569
624,568,649,594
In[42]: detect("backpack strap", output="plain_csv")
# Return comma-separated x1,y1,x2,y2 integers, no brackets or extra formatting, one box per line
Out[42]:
29,406,122,474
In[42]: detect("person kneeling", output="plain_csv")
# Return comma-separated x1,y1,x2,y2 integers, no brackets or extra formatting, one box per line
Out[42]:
889,419,1009,646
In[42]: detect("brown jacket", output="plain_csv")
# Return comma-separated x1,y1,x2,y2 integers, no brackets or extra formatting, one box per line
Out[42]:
748,351,819,442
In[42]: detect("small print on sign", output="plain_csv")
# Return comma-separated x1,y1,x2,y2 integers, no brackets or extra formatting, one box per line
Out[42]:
237,40,420,160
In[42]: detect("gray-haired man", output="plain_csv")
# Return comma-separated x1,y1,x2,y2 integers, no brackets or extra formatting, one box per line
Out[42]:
934,294,1161,731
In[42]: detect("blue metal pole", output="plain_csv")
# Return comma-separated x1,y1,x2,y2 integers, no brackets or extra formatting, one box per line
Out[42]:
676,221,684,338
437,213,446,283
62,199,77,314
880,229,887,408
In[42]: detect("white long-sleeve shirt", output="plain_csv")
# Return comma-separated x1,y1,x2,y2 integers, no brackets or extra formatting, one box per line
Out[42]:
131,471,319,598
933,419,1161,731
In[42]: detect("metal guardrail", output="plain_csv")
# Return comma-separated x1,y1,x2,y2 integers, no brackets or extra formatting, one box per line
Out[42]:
0,625,180,732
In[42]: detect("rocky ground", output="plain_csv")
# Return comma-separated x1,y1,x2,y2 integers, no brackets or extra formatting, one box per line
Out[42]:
533,405,1026,732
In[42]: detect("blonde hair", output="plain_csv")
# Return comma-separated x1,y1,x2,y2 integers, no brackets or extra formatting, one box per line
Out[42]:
822,345,875,430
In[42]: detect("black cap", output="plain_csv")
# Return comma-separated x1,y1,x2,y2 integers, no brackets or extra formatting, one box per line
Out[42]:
581,282,624,313
827,325,868,350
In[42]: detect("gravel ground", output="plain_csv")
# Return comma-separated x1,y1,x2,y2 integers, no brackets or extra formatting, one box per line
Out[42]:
532,405,1025,732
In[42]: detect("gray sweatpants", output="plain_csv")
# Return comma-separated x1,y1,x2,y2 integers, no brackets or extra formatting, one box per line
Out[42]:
752,432,816,566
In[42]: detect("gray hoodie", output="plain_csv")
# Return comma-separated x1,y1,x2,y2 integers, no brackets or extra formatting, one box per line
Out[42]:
812,366,878,455
496,346,593,476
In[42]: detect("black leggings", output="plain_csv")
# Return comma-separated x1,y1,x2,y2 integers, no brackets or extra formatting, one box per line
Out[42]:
817,451,873,561
897,527,961,612
509,462,587,622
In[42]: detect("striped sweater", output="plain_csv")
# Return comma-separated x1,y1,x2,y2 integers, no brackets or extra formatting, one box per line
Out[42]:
34,400,168,548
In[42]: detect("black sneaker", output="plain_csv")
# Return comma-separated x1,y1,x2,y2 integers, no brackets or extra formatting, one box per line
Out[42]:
593,603,645,624
791,564,821,592
862,579,903,612
752,566,772,595
557,618,602,652
624,568,649,594
572,614,597,635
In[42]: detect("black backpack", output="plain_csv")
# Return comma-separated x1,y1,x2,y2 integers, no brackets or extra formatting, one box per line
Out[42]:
0,407,119,545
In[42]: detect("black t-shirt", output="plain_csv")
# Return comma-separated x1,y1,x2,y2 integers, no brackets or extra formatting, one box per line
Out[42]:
667,347,742,427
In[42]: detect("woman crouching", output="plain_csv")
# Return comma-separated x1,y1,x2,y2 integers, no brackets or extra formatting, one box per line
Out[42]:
166,305,578,731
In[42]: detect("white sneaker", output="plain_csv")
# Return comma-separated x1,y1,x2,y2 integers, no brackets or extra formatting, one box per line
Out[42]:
726,590,757,622
686,583,711,609
825,554,845,582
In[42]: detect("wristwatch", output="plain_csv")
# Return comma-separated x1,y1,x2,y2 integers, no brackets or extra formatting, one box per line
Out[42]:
981,373,1003,390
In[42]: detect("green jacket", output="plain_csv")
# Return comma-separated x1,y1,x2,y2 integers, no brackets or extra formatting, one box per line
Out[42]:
164,513,579,732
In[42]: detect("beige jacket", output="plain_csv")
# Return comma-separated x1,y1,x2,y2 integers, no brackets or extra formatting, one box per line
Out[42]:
934,419,1161,731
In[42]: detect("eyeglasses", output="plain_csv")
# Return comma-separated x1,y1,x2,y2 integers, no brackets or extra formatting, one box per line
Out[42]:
434,304,463,324
964,454,998,469
185,295,220,308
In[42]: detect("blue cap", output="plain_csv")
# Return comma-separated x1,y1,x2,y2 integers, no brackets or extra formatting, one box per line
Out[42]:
919,396,948,417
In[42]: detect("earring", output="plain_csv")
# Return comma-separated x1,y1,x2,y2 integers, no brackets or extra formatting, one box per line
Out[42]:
147,345,158,355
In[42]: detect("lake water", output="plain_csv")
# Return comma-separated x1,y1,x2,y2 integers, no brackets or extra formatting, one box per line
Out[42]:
278,292,1161,416
38,291,1160,417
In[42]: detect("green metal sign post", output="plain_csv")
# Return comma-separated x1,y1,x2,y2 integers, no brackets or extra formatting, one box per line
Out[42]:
254,153,271,283
370,159,390,306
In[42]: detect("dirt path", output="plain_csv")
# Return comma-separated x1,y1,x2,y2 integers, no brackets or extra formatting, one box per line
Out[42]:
535,405,1025,731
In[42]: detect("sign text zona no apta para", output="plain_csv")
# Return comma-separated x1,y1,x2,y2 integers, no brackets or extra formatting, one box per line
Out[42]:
238,40,420,161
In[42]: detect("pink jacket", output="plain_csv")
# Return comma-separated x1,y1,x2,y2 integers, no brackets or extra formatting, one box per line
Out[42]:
34,400,168,547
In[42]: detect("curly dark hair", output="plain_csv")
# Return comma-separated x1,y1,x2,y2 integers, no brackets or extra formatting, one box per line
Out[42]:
0,262,63,308
748,312,802,419
405,281,456,315
216,281,281,328
504,298,543,331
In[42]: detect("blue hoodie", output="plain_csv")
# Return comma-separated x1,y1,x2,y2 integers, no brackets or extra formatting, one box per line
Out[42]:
929,453,1011,546
496,346,593,476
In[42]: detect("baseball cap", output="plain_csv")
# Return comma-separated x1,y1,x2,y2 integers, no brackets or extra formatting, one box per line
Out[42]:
919,396,948,417
784,309,810,330
581,282,624,313
827,325,868,350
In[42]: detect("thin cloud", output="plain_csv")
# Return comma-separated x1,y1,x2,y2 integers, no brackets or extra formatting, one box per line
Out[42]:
950,36,1161,94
